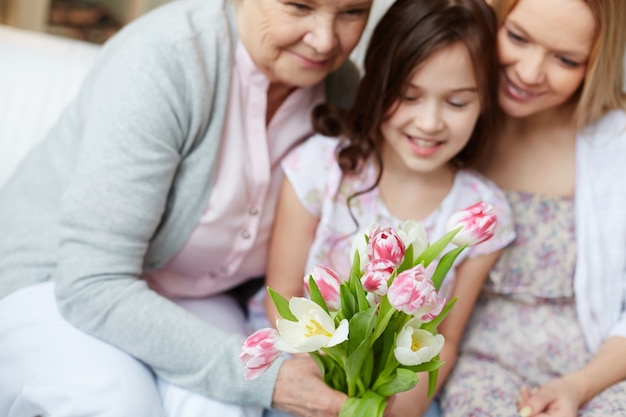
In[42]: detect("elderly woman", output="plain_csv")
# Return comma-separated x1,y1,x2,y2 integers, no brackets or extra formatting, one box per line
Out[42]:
0,0,371,416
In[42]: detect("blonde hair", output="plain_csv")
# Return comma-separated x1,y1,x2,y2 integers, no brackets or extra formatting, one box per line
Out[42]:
490,0,626,128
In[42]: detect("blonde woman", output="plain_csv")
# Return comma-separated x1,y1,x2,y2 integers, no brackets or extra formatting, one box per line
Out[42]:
441,0,626,416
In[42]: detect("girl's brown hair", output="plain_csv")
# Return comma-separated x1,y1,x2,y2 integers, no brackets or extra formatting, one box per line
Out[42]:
314,0,500,176
490,0,626,128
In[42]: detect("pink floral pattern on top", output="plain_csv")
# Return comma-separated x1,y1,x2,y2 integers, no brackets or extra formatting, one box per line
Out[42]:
440,191,626,416
282,134,515,298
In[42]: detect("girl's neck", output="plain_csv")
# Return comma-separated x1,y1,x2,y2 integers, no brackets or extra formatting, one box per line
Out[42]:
377,155,456,221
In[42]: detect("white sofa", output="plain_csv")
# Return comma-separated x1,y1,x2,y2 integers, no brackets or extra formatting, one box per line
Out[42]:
0,24,100,188
1,23,625,189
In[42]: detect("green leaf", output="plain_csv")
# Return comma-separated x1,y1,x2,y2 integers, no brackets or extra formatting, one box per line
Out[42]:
356,283,370,311
267,287,296,322
360,347,375,388
322,344,349,367
311,351,348,393
340,390,387,417
348,306,378,353
403,359,445,373
416,227,461,267
307,276,329,314
397,244,414,273
348,267,370,312
344,308,378,397
340,284,356,320
351,248,362,275
372,298,398,342
430,245,466,291
428,367,439,398
346,340,372,396
375,368,419,397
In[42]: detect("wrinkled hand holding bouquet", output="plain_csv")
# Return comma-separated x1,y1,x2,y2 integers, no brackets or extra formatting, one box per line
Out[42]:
241,202,497,417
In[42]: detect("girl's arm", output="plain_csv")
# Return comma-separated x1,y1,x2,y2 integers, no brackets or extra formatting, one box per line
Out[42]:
265,177,320,326
519,336,626,417
389,250,503,417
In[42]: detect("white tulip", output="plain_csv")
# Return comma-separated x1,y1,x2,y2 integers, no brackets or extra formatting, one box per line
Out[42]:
275,298,349,354
394,318,444,366
397,220,428,262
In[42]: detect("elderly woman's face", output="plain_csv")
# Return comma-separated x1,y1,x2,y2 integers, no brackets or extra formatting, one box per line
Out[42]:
237,0,372,88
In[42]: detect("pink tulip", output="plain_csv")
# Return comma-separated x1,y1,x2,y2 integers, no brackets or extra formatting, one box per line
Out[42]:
240,328,281,380
368,226,406,267
387,265,446,322
446,202,497,246
361,258,395,296
305,264,344,311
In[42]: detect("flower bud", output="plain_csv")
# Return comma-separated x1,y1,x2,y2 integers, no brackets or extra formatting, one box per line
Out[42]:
368,226,405,267
387,265,445,322
446,202,497,246
305,264,343,311
240,328,281,380
360,258,394,296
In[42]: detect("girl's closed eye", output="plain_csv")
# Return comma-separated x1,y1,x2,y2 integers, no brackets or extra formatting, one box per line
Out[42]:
402,90,420,103
448,100,468,109
447,93,478,109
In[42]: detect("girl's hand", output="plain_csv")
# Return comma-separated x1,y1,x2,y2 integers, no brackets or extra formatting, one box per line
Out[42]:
517,377,583,417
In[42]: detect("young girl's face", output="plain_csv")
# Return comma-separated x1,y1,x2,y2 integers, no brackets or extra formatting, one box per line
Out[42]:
497,0,595,118
380,42,481,178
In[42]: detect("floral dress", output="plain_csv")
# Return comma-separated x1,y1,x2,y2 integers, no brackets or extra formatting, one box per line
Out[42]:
440,191,626,417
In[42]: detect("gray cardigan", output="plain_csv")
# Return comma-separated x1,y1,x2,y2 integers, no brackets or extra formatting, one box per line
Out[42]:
0,0,358,407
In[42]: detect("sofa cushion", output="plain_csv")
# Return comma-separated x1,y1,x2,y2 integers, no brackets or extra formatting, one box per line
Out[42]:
0,25,100,187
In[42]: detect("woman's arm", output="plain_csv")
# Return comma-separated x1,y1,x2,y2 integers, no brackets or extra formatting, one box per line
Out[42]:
519,336,626,417
265,177,320,326
389,250,503,416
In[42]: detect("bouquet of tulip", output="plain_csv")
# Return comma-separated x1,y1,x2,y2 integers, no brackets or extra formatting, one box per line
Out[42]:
240,202,497,417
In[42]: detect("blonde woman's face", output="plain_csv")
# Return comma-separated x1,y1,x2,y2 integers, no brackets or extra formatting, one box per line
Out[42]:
497,0,596,118
237,0,372,89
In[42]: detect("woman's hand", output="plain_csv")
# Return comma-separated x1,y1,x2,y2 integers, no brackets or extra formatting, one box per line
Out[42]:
518,337,626,417
272,354,347,417
517,377,583,417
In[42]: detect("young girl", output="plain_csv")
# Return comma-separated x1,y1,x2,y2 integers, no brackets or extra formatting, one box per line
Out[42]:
254,0,515,415
441,0,626,416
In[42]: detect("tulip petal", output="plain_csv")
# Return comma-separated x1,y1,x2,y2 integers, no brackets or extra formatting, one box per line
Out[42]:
327,319,349,347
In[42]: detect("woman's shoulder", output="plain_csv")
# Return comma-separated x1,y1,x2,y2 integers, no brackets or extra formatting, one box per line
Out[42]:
284,134,340,166
281,134,343,217
581,109,626,141
102,0,234,57
282,135,342,188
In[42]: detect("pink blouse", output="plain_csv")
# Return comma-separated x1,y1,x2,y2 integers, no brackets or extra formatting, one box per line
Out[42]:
143,42,324,298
